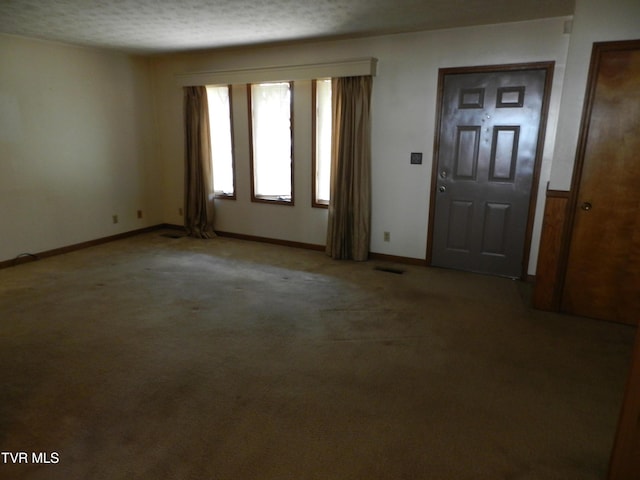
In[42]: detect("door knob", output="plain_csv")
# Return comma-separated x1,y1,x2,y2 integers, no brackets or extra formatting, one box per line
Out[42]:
581,201,592,211
439,185,446,193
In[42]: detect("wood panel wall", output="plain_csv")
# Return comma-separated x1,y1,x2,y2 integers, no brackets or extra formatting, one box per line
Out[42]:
532,189,570,311
608,325,640,479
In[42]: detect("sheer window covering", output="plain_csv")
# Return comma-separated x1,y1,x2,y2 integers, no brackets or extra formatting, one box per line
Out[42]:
314,79,332,206
249,82,293,202
206,85,235,197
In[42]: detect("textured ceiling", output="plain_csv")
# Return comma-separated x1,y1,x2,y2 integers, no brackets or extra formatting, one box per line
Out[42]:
0,0,575,54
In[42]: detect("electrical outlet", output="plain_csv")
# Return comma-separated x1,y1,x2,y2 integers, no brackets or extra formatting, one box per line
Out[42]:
112,215,118,224
383,231,390,242
137,210,143,219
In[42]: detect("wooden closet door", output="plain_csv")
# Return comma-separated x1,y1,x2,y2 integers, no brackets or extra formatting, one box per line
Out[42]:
561,40,640,325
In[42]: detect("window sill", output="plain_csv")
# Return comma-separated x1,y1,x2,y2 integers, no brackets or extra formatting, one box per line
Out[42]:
214,192,236,200
252,195,294,206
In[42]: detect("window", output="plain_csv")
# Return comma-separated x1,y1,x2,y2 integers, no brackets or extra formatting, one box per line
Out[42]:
313,79,332,207
206,85,235,198
248,82,294,204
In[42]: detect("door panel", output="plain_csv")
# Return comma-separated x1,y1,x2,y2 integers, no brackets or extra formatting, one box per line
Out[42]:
561,42,640,325
454,127,480,179
490,127,519,181
482,202,510,255
447,200,473,251
431,67,549,278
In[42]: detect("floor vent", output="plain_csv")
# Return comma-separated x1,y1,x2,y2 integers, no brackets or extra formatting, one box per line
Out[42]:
374,266,405,275
160,232,186,239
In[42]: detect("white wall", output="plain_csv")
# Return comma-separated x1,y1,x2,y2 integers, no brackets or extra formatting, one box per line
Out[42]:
0,35,159,262
152,17,571,271
550,0,640,189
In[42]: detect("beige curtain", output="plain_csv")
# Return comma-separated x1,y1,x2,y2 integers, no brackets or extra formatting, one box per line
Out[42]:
326,76,373,261
184,86,215,238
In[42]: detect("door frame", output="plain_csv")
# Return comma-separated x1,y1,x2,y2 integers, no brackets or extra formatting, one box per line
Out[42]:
557,39,640,311
426,62,555,279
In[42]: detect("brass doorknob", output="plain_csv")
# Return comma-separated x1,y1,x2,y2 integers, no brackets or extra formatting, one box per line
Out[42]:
581,202,592,211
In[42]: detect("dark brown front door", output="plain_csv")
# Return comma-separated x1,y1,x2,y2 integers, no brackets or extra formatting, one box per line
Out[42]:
429,64,552,278
561,40,640,325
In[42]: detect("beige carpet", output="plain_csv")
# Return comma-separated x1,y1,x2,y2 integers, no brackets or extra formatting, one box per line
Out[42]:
0,230,635,479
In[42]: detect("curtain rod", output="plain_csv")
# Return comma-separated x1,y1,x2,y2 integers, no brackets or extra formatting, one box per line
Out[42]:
176,57,377,86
